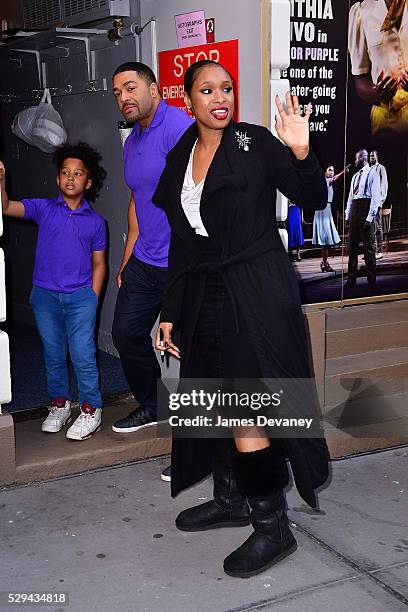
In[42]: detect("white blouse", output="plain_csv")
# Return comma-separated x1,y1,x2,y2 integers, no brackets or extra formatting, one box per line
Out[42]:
181,140,209,237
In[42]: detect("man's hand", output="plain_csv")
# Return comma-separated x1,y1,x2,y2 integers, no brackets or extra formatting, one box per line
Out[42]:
376,71,399,103
117,194,139,290
399,70,408,93
155,322,180,359
0,161,5,182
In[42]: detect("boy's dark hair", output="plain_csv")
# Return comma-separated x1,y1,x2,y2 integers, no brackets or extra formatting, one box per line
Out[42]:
53,142,106,202
113,61,157,85
184,60,233,96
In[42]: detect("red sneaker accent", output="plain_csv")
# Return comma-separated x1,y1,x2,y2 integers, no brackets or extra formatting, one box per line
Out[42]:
81,402,96,415
51,397,67,408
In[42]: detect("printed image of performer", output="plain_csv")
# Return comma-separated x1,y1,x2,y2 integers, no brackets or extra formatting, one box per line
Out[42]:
312,165,350,272
345,149,382,288
287,201,304,261
348,0,408,136
369,150,389,259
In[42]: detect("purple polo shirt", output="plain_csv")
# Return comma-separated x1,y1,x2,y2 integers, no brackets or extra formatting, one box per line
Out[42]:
22,193,106,293
124,100,193,267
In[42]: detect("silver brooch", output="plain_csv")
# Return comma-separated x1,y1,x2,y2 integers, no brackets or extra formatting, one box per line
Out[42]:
235,130,251,151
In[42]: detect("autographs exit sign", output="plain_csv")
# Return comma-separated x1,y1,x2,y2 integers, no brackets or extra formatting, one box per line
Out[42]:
175,10,206,48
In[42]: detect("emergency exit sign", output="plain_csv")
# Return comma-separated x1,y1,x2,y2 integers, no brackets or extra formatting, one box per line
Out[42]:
206,18,215,43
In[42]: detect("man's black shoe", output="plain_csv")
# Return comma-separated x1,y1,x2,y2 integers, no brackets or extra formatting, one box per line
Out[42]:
112,407,157,433
160,465,171,482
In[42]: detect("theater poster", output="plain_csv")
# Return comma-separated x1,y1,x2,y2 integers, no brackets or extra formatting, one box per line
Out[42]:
286,0,408,304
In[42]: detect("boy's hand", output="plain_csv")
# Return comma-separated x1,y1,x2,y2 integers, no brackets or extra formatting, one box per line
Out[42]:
0,167,24,217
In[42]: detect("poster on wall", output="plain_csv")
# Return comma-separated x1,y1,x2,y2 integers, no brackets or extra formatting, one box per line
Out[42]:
286,0,408,305
158,39,239,121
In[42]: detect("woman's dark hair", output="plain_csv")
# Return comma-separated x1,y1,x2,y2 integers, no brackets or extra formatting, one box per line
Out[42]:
53,142,107,202
183,60,233,96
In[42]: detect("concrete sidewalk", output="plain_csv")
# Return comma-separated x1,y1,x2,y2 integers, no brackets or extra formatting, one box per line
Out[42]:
1,448,407,612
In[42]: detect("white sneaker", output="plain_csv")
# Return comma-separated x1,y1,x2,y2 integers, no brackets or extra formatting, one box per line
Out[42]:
375,252,384,260
66,407,102,440
41,401,72,433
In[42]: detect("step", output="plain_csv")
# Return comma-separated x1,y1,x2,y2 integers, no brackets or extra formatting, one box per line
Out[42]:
3,398,171,486
324,391,407,435
326,429,408,459
324,388,408,459
325,346,408,377
326,320,408,358
326,300,408,333
325,347,408,408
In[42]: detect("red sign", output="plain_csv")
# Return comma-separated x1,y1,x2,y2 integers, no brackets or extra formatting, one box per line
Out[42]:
158,39,239,121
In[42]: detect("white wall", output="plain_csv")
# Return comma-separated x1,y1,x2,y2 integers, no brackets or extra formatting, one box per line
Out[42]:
0,194,12,410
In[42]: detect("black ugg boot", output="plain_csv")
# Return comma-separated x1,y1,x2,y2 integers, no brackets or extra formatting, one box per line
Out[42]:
223,445,297,578
176,441,250,532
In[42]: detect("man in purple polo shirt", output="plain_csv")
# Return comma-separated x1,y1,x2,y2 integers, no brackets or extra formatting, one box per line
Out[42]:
111,62,192,459
0,143,107,440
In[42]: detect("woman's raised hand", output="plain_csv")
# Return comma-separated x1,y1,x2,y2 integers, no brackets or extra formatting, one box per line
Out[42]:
155,322,180,359
275,92,312,160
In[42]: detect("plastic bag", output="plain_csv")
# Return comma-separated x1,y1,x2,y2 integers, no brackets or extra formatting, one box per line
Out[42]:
11,89,67,153
11,105,38,147
31,88,67,153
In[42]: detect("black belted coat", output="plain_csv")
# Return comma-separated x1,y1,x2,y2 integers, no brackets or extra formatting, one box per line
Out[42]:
153,120,329,508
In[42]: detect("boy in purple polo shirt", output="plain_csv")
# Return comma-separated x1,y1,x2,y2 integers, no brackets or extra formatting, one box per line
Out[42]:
0,143,107,440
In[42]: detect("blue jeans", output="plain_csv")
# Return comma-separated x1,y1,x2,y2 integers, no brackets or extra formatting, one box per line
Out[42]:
30,285,102,408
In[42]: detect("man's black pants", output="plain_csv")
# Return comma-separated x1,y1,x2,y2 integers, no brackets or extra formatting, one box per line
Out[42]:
347,198,376,284
112,255,167,418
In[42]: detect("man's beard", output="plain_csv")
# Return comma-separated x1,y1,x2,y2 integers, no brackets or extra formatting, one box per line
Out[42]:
122,105,141,123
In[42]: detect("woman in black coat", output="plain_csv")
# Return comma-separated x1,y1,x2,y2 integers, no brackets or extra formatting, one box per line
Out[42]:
153,60,329,578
